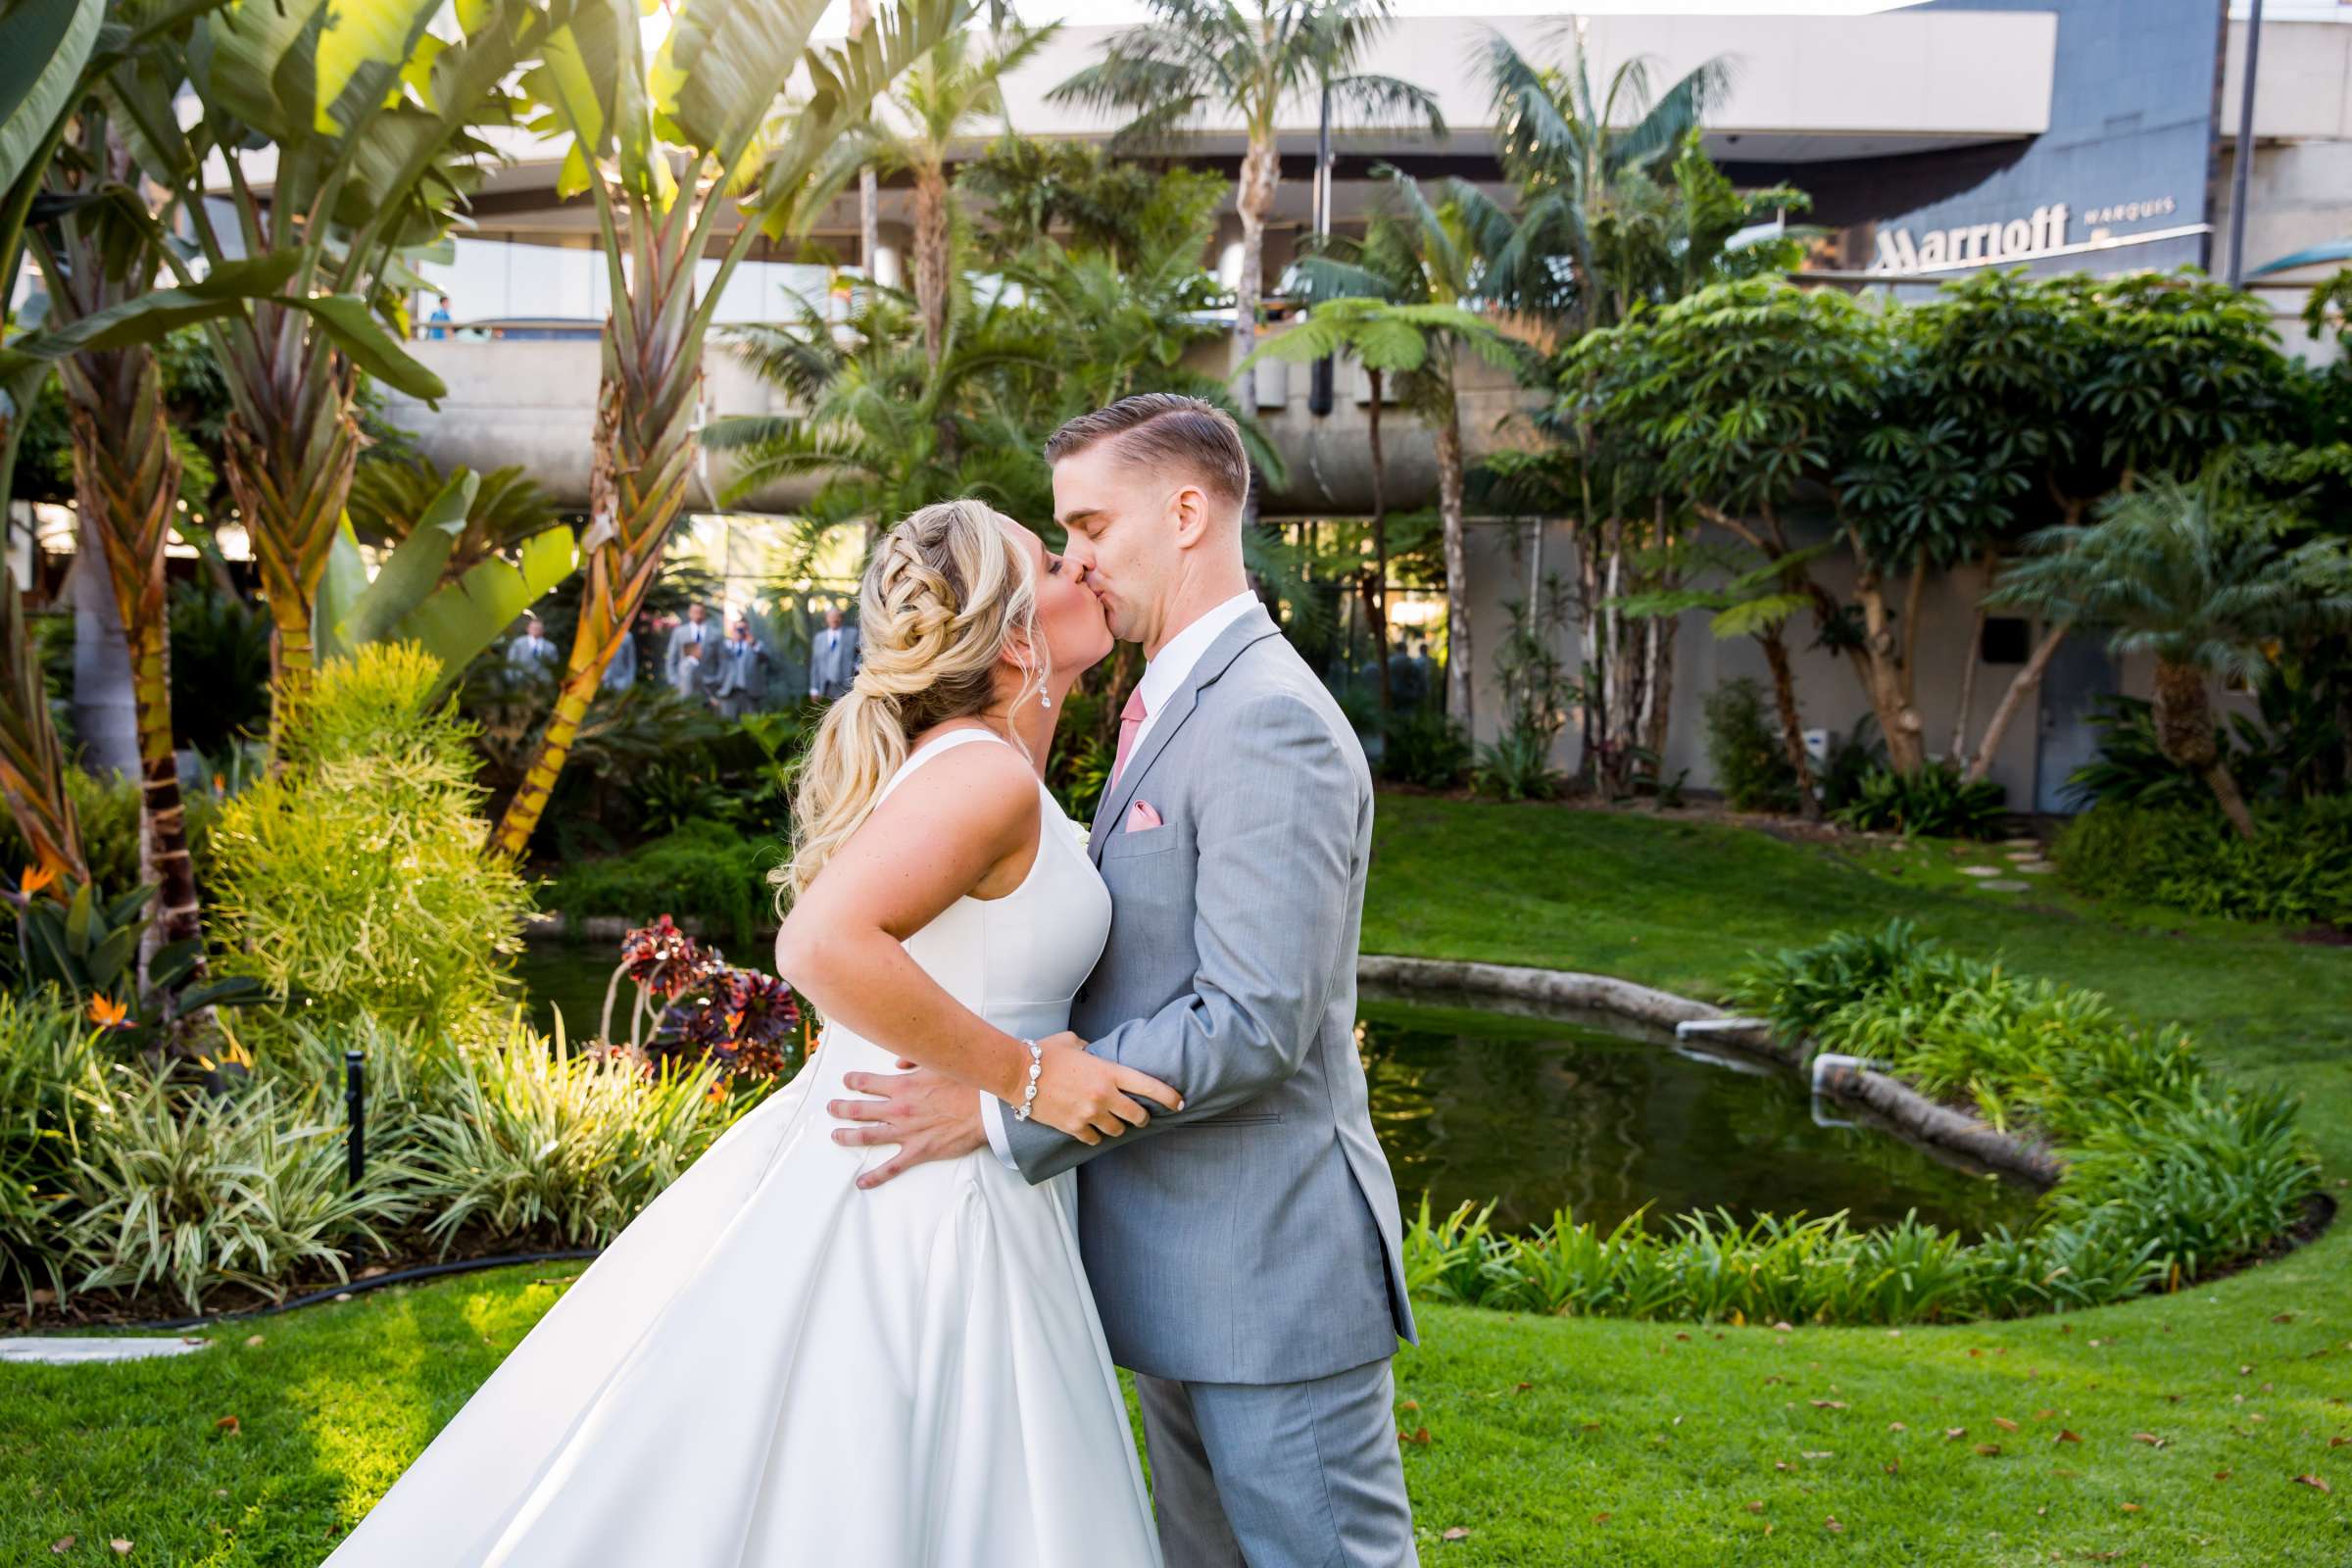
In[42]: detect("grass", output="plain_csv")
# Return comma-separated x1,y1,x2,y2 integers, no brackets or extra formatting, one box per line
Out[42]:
3,797,2347,1563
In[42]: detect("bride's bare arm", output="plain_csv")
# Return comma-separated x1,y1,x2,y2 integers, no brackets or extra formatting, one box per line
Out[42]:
774,738,1178,1143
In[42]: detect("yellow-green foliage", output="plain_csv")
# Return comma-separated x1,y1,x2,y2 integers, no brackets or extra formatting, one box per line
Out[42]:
205,644,532,1039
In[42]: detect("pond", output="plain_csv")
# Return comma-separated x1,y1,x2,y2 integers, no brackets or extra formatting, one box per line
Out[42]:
513,949,2040,1239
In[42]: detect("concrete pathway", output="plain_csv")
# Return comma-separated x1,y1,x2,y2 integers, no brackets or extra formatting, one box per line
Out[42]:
0,1335,212,1365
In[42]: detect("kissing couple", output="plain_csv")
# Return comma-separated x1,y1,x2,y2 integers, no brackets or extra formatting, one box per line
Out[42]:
324,395,1420,1567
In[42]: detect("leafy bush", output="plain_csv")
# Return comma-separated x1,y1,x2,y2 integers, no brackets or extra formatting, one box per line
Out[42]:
1470,726,1564,803
1701,677,1798,812
2052,799,2352,927
541,818,784,944
411,1020,753,1250
1831,761,2007,839
2063,696,2227,811
205,644,534,1039
0,990,112,1307
0,767,219,900
60,1072,421,1312
1378,707,1472,789
1816,714,1886,815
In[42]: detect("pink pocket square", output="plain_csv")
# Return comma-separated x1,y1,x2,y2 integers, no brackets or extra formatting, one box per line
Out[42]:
1124,800,1163,833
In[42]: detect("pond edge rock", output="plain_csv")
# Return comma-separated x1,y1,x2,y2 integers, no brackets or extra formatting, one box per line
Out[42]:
1355,954,2067,1190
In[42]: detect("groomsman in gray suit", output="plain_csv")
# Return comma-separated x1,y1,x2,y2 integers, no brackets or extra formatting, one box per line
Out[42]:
711,616,773,719
830,395,1417,1567
665,601,716,696
808,605,858,702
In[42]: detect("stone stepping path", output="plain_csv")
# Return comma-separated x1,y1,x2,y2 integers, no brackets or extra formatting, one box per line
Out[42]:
1976,879,2032,893
1958,864,2005,877
0,1336,212,1365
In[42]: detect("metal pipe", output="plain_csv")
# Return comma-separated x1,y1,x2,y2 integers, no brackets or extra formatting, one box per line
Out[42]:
2226,0,2264,285
1308,80,1336,417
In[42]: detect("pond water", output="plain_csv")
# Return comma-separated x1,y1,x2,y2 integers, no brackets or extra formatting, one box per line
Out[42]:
513,949,2040,1239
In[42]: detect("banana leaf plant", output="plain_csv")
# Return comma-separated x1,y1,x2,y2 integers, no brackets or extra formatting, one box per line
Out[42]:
490,0,965,858
9,877,270,1051
93,0,578,716
314,466,577,696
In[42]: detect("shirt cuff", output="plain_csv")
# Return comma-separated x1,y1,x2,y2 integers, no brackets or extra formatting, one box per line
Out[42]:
979,1092,1018,1170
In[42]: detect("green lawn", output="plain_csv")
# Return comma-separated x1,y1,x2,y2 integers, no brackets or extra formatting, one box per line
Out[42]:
4,798,2347,1564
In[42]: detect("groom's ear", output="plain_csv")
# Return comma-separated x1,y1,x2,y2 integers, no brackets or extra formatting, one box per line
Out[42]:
1166,481,1211,551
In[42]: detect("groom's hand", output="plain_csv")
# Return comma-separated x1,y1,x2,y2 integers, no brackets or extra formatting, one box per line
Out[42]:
829,1063,988,1190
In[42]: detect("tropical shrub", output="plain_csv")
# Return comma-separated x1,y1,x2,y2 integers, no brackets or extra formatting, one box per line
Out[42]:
0,767,219,900
1831,761,2007,839
1701,677,1799,812
1378,708,1473,790
540,819,785,945
593,915,808,1082
59,1072,421,1313
410,1020,754,1251
1471,726,1565,803
0,990,112,1307
205,644,534,1039
2052,799,2352,928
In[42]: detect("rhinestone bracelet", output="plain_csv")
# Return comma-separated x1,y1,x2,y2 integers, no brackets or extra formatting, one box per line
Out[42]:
1011,1038,1044,1123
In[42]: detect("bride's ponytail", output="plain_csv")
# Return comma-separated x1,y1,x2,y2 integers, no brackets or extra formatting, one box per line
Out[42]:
774,500,1043,906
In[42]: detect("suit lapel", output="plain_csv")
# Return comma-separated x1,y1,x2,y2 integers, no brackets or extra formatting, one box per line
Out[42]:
1088,605,1281,864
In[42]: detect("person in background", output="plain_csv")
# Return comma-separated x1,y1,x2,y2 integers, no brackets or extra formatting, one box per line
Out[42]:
1387,635,1428,712
602,614,639,693
666,601,715,693
427,294,453,341
712,616,774,719
808,604,858,702
506,615,558,681
671,637,710,705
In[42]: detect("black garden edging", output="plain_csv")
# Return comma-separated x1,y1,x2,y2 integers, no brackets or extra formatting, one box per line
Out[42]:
76,1250,608,1335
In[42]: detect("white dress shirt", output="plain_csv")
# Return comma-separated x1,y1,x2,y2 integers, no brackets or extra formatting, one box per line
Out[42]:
979,590,1261,1167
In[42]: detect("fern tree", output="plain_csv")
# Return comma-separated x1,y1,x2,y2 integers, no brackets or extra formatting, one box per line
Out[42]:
1992,466,2352,839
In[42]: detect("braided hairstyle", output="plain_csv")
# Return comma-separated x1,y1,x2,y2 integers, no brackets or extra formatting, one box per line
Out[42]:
775,499,1044,903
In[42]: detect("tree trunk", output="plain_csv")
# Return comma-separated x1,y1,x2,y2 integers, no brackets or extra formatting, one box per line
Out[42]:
2151,657,2256,840
1435,400,1472,731
1759,629,1820,820
1366,372,1391,716
62,346,205,953
1950,550,1995,758
1962,621,2067,785
913,167,950,365
221,302,363,722
494,201,705,859
1849,559,1927,774
1230,135,1280,388
851,0,880,280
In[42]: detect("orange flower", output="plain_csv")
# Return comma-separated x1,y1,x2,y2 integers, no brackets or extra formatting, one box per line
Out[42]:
87,995,131,1030
20,862,55,898
706,1078,729,1103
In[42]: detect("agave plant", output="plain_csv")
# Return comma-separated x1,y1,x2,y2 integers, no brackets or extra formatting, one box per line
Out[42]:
489,0,962,858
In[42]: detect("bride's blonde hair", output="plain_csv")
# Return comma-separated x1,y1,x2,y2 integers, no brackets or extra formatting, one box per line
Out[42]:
774,499,1044,903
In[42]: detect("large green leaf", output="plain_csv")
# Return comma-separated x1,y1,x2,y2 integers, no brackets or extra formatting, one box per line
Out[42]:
186,0,324,140
278,292,447,399
403,523,577,696
331,466,477,650
0,0,103,195
522,0,643,187
662,0,827,164
311,0,439,135
0,253,301,377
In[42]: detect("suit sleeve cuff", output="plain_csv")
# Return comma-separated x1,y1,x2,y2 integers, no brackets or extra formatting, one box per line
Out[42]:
979,1092,1018,1169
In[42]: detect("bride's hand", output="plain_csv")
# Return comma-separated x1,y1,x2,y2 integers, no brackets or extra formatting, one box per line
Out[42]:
1028,1033,1182,1145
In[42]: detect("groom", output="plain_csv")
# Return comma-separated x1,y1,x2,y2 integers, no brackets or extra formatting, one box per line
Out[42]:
830,394,1419,1565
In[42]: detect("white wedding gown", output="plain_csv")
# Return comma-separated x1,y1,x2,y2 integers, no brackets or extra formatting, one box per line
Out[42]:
325,730,1160,1566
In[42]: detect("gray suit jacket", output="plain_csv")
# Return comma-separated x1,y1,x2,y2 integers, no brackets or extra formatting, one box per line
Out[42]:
808,624,858,699
665,621,715,693
1004,605,1416,1386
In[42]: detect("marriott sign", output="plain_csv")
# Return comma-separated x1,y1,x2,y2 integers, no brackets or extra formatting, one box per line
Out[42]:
1872,204,2069,273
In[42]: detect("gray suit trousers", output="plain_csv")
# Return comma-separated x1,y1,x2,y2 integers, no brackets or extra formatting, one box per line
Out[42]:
1139,1360,1418,1568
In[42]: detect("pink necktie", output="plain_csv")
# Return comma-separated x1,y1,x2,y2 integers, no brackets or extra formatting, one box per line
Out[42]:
1110,685,1148,789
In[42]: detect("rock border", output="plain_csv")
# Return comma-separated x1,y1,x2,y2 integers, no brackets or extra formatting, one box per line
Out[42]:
1356,954,2067,1189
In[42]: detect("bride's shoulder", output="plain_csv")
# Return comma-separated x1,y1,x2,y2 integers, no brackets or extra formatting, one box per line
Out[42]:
876,731,1040,835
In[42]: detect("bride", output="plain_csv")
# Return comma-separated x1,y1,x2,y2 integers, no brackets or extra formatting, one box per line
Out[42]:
325,499,1177,1566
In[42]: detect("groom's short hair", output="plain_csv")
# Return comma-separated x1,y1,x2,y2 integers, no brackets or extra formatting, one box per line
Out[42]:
1046,395,1249,514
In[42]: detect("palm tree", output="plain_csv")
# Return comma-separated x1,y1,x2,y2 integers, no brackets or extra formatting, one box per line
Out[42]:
1474,20,1734,331
1049,0,1442,383
1280,174,1521,728
490,0,957,858
818,22,1057,365
1992,468,2352,839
